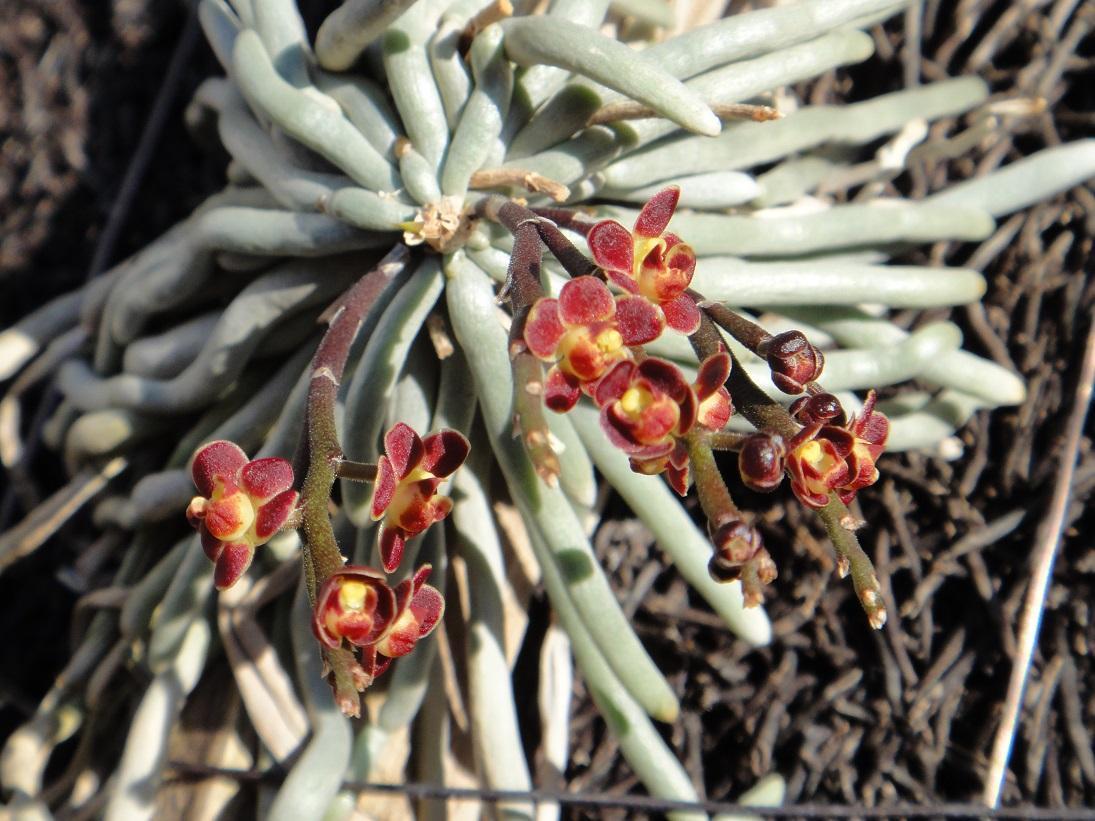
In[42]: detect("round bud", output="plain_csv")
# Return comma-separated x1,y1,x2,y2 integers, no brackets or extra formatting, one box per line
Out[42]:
789,392,846,426
761,330,825,394
738,433,786,492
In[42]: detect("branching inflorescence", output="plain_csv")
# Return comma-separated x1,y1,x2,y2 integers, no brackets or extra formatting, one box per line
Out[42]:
3,0,1095,814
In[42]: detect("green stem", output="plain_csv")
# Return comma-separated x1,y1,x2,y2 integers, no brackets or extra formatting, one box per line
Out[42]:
685,432,743,529
336,460,378,482
817,496,887,629
708,430,751,451
301,245,413,598
299,245,413,714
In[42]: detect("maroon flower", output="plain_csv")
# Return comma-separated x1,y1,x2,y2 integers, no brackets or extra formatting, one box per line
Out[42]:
371,423,469,573
738,433,786,493
593,357,697,459
186,440,298,590
587,187,702,334
312,566,398,650
523,275,663,412
785,390,889,508
312,564,445,677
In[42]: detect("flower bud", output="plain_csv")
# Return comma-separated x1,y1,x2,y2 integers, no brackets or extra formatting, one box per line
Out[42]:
738,433,786,492
760,330,825,394
706,519,763,583
789,392,846,426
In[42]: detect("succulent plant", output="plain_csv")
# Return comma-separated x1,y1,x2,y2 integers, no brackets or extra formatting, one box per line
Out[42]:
2,0,1094,817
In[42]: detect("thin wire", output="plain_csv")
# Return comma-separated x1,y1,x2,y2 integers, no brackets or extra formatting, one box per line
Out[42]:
983,318,1095,806
165,762,1095,819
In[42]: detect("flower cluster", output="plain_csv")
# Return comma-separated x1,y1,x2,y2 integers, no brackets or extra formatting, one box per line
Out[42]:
507,187,892,617
186,421,465,700
186,441,299,590
313,564,444,683
520,189,735,496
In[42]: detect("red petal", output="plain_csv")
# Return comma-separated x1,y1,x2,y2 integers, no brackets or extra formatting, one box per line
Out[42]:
661,239,696,290
663,294,701,334
254,489,298,540
410,563,432,592
524,298,566,359
371,456,398,519
696,387,731,431
240,457,295,501
421,429,470,477
677,386,698,435
857,408,890,448
614,295,664,345
409,583,445,639
190,440,248,497
634,187,680,237
384,423,425,478
380,526,407,573
695,351,731,399
665,461,691,496
636,358,690,400
790,480,830,509
544,367,581,412
200,525,224,562
600,404,642,451
558,276,615,326
587,220,634,274
592,360,636,407
214,542,254,590
605,268,639,293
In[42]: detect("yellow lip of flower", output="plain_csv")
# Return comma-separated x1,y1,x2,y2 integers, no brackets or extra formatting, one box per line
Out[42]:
632,235,665,279
595,327,623,354
619,384,653,420
339,579,370,612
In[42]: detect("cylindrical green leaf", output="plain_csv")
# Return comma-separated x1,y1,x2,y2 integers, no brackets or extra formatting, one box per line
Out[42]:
233,30,399,191
500,17,720,137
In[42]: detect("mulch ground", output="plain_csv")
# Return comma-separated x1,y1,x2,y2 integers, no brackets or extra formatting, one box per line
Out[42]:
1,0,1091,817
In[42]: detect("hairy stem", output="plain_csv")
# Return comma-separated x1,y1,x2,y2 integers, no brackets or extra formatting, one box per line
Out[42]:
818,496,887,629
697,299,773,354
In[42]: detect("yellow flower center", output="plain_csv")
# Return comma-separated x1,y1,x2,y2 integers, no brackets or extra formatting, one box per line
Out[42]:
338,580,370,612
594,327,623,354
619,385,653,420
632,236,665,279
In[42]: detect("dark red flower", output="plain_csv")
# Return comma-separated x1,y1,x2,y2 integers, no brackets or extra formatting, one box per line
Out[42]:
312,564,445,668
587,186,701,334
186,440,298,590
523,275,663,412
593,357,696,458
371,423,469,573
785,390,889,508
738,433,786,493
